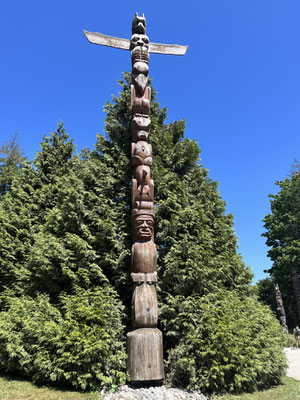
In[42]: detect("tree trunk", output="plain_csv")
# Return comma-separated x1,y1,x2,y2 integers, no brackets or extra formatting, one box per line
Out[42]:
291,267,300,321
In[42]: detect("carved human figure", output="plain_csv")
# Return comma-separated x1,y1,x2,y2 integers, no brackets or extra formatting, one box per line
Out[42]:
131,213,157,272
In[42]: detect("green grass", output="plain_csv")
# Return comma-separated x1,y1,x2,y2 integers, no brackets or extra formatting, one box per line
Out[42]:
0,374,299,400
0,375,100,400
211,377,300,400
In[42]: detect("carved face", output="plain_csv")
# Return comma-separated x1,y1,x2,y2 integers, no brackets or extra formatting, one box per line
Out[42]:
132,13,146,35
130,34,150,50
134,214,154,240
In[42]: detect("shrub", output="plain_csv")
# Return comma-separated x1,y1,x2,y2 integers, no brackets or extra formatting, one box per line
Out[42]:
162,290,287,394
285,334,296,348
0,287,126,390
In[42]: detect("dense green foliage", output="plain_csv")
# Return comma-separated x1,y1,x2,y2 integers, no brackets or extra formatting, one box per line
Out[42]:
0,289,125,390
0,133,26,196
254,277,277,313
262,171,300,327
0,74,287,393
164,290,286,393
0,124,127,390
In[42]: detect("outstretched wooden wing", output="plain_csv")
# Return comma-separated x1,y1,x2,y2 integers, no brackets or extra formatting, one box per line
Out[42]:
83,30,188,55
149,42,187,55
83,30,130,51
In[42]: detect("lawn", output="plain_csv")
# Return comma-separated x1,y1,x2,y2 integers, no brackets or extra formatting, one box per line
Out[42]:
0,375,99,400
212,377,300,400
0,374,299,400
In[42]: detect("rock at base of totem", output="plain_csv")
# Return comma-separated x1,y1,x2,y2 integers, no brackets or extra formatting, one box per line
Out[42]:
127,328,164,382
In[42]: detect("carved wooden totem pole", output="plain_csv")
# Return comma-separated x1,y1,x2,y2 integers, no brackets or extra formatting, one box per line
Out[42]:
84,13,187,384
275,284,288,333
127,14,162,383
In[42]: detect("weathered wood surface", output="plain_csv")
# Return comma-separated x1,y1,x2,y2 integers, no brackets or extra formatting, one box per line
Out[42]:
83,30,187,55
132,283,158,328
131,272,157,282
149,42,187,55
127,328,164,381
131,241,157,273
83,30,130,51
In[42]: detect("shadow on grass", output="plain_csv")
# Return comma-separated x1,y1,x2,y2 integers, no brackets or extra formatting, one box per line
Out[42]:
0,371,99,396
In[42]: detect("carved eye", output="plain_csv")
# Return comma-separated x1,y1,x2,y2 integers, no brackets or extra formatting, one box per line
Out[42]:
143,37,149,44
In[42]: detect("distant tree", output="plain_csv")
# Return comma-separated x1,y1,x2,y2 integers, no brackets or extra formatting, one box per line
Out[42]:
255,277,277,312
263,169,300,326
0,133,27,196
289,158,300,177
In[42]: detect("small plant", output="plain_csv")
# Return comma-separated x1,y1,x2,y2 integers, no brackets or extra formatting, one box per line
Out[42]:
285,334,296,348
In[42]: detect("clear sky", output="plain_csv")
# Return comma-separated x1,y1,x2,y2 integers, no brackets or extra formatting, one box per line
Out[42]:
1,0,300,283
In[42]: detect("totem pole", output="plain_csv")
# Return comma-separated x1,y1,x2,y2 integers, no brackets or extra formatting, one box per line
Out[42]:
275,284,288,333
127,14,162,383
84,13,187,384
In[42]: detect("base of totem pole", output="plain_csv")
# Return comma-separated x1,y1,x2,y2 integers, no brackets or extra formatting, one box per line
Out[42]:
131,380,163,389
127,328,164,382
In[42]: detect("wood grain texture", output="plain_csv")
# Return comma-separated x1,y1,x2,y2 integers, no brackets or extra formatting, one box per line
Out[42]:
131,272,157,282
149,42,188,55
132,283,158,328
83,31,187,55
131,241,157,274
83,30,130,50
127,328,164,381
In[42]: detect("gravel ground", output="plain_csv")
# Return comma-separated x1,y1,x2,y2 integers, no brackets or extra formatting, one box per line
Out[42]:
100,348,300,399
284,347,300,381
100,385,207,400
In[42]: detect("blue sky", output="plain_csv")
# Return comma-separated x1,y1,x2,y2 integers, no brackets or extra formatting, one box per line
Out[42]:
1,0,300,283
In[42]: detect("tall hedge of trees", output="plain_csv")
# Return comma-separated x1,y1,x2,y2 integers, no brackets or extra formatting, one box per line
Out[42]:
261,168,300,328
0,74,287,394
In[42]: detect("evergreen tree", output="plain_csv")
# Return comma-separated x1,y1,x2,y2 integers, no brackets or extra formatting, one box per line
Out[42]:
89,74,287,393
0,133,27,196
263,170,300,326
0,76,287,393
255,277,277,313
0,124,126,390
